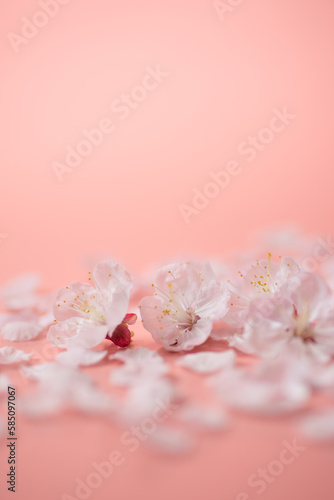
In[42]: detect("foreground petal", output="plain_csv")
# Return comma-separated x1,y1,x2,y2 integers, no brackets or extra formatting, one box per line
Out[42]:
93,260,132,331
298,410,334,441
47,318,108,349
0,346,32,364
109,347,168,385
1,321,41,341
55,347,107,367
176,350,236,374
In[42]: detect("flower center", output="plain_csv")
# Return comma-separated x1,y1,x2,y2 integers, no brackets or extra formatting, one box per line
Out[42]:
290,304,315,342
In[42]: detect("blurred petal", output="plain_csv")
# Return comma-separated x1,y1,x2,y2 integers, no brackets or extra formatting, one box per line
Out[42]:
0,346,32,364
109,347,168,386
55,347,107,367
1,321,41,341
176,349,236,374
47,317,108,349
298,410,334,441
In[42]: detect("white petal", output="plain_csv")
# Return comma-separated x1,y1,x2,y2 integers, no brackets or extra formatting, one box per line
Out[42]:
55,347,107,367
1,273,40,310
19,392,64,417
298,410,334,441
0,346,32,364
147,427,195,454
176,403,229,430
93,260,132,331
1,321,41,341
47,318,108,349
20,363,115,417
210,359,310,415
119,379,179,423
0,374,12,394
109,347,168,386
176,349,236,374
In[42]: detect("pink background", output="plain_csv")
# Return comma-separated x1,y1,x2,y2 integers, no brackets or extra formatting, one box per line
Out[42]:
1,0,334,287
1,0,334,499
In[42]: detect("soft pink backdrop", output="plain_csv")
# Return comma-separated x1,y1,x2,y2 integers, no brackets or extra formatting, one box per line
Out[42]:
1,1,334,499
1,0,334,288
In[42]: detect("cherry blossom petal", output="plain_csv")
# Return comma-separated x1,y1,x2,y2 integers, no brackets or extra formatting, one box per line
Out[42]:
298,410,334,441
170,318,214,352
314,312,334,354
20,363,115,417
1,321,42,341
285,272,332,321
123,313,137,325
93,260,132,330
175,403,229,430
47,317,108,349
176,349,236,374
210,359,310,415
153,263,203,303
55,347,107,367
1,273,40,310
147,426,195,454
109,347,168,386
0,374,12,394
139,295,178,338
0,346,32,364
53,282,99,321
140,262,230,351
225,256,301,328
119,379,179,423
0,310,37,328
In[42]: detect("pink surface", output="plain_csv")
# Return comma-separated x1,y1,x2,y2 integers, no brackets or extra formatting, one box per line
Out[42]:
1,323,334,500
1,0,334,499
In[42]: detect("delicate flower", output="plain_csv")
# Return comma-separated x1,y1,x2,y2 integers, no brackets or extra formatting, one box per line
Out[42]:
47,260,136,349
139,262,230,351
230,273,334,363
225,254,301,328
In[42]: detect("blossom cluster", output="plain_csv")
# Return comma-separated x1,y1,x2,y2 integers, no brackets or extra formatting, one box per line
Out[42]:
1,233,334,448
